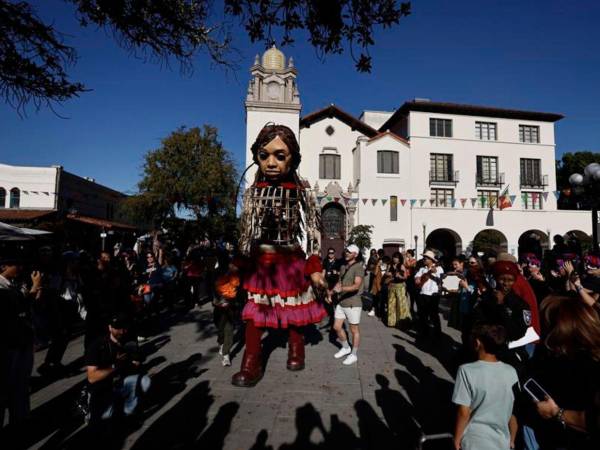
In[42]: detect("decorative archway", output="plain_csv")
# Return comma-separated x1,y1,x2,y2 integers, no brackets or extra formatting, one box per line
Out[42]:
518,229,549,258
426,228,462,264
321,202,346,258
472,229,508,256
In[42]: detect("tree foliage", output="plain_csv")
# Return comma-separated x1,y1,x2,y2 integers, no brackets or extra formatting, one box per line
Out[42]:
348,224,373,254
556,151,600,210
1,0,411,112
120,125,239,240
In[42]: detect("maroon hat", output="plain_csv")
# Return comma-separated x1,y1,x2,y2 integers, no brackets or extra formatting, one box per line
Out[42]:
493,260,519,278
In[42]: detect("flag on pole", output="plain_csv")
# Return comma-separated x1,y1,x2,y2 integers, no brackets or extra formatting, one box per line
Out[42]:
498,185,512,210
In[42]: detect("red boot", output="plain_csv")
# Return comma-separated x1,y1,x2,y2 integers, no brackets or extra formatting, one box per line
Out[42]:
287,326,305,371
232,321,263,387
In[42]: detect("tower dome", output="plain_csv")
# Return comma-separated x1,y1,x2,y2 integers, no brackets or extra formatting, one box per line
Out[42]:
262,45,285,70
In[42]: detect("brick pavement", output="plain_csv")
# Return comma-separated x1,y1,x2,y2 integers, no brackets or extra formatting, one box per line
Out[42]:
24,301,461,450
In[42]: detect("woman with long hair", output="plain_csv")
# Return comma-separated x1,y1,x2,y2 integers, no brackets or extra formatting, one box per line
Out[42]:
525,295,600,449
385,252,411,328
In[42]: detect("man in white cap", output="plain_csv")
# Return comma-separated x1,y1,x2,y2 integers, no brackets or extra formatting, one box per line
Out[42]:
331,244,364,365
414,249,444,338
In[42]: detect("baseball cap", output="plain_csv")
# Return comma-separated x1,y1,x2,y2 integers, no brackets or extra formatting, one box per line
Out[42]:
345,244,360,255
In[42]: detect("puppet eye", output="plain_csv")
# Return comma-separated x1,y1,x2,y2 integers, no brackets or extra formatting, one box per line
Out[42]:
275,153,287,161
258,151,268,160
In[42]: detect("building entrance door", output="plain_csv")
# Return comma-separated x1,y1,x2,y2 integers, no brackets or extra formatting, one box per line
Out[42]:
321,203,346,258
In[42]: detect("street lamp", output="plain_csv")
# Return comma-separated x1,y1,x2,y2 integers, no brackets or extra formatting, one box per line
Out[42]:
569,162,600,251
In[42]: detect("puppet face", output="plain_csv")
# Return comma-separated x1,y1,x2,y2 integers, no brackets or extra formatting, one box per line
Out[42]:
257,136,293,180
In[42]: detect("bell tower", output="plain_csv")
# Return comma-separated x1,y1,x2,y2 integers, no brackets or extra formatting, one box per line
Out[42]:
245,45,301,182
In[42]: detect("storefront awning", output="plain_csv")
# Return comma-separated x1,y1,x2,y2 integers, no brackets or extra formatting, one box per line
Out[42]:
66,214,137,231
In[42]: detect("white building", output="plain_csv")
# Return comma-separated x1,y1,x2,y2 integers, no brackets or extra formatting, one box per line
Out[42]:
245,47,593,259
0,163,128,227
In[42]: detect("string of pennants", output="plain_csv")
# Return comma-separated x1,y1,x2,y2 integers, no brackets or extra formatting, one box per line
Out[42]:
316,191,561,208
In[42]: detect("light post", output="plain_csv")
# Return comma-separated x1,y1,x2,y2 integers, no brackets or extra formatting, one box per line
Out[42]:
569,162,600,251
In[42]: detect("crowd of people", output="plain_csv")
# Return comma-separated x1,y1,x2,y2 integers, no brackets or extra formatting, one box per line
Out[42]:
321,236,600,449
0,236,232,436
2,231,600,449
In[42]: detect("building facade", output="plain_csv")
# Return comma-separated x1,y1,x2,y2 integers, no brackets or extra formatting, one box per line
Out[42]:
245,47,592,258
0,163,129,228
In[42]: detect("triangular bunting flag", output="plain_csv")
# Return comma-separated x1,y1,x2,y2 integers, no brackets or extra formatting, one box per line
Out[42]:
334,197,340,203
542,192,549,201
400,199,407,206
429,199,435,206
451,199,457,208
553,191,560,200
381,199,388,205
460,198,467,207
419,199,426,207
521,193,528,203
470,198,477,207
326,196,332,202
510,195,517,204
410,199,417,207
371,199,378,206
532,193,539,202
361,198,368,205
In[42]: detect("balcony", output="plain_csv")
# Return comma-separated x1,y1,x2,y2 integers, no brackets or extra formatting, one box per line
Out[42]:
430,170,459,186
476,172,505,188
520,174,549,189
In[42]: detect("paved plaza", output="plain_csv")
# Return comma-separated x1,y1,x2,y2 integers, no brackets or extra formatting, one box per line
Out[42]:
20,302,461,450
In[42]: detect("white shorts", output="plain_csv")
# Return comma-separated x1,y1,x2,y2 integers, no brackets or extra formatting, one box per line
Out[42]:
334,305,362,325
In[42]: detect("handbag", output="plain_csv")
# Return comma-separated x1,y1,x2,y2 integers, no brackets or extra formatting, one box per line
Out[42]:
361,291,374,311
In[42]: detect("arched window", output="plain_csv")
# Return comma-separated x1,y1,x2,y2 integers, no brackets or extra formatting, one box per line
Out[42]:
9,188,20,208
0,188,6,208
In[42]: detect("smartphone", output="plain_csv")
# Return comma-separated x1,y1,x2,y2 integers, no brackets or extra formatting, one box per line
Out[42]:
523,378,549,402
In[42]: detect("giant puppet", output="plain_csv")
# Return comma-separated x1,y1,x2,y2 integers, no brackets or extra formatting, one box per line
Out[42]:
224,123,327,387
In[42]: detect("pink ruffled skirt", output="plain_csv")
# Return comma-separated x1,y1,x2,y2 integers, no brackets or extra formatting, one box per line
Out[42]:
241,250,326,329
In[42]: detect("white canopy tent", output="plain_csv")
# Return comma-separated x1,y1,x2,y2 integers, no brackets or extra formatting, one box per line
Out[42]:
0,221,52,241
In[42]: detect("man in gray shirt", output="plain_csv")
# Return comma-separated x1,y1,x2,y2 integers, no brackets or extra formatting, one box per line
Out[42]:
331,244,364,366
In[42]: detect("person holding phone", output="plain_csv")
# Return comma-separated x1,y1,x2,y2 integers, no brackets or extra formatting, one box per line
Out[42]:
522,295,600,450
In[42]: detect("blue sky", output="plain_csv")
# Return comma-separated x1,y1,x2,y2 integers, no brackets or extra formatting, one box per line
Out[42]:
1,0,599,193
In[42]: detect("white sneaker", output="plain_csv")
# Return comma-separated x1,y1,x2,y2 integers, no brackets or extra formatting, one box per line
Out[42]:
368,309,375,317
218,344,223,356
334,347,352,359
222,355,231,366
343,354,358,365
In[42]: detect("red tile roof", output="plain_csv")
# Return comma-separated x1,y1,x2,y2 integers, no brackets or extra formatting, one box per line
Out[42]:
66,214,137,230
300,104,378,137
380,100,564,132
368,131,410,145
0,209,56,221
